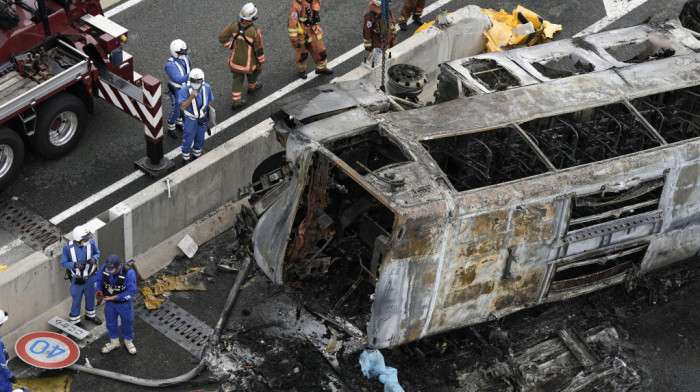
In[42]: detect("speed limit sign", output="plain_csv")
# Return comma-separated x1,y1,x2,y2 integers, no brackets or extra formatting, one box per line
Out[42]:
15,332,80,369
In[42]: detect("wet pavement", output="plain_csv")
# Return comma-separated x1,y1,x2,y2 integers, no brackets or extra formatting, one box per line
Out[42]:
12,217,700,391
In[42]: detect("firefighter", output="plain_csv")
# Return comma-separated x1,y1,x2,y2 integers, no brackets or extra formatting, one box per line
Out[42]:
178,68,214,165
60,226,102,326
164,39,192,139
363,0,398,53
218,3,265,109
288,0,334,79
0,310,17,392
398,0,426,31
96,255,137,355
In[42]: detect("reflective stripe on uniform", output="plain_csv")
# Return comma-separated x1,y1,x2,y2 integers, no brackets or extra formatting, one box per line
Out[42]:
68,242,92,276
168,57,191,88
183,85,209,119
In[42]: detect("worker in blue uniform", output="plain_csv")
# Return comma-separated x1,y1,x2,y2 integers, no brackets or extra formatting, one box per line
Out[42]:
178,68,214,165
96,254,138,355
0,310,17,392
165,39,192,139
60,226,102,326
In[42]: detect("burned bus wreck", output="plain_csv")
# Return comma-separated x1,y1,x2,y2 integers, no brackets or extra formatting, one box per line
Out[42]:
250,20,700,350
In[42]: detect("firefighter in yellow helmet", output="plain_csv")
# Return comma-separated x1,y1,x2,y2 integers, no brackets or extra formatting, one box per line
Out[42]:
218,3,265,109
287,0,334,79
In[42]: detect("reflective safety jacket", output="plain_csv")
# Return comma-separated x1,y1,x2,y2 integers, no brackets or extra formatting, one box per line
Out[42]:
96,264,137,303
164,56,192,89
218,21,265,74
363,1,398,51
288,0,323,47
178,82,214,120
60,239,100,282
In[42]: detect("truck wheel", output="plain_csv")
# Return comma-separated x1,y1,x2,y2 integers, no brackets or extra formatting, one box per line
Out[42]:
31,93,87,159
680,1,700,33
0,126,24,189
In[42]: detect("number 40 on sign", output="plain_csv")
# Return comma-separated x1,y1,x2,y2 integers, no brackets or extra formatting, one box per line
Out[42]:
15,332,80,369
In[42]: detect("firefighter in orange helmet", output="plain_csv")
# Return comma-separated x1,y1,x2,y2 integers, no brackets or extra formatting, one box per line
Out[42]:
363,0,398,53
398,0,426,31
218,3,265,109
288,0,334,79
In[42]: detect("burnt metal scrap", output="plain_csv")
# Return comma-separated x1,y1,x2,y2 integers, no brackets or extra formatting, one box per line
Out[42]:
250,19,700,351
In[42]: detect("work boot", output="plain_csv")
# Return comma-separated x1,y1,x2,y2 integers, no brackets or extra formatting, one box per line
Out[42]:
101,338,120,354
167,128,178,139
125,339,137,355
412,14,424,25
398,22,407,31
298,71,307,80
182,158,190,166
231,99,247,110
85,316,102,325
315,68,334,75
248,81,263,93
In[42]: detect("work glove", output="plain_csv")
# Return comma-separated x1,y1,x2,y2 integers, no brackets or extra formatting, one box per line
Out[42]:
96,290,104,306
9,376,17,383
313,10,320,24
75,261,84,269
88,257,97,265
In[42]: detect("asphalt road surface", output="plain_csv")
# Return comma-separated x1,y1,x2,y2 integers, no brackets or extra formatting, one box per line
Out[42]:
0,0,691,234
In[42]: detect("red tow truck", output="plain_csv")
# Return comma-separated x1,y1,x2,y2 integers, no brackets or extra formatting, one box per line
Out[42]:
0,0,164,188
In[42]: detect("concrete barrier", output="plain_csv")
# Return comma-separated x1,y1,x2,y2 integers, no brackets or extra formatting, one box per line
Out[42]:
0,120,281,357
0,7,489,359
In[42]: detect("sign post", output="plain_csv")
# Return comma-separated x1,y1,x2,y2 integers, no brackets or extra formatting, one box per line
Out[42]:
15,332,80,369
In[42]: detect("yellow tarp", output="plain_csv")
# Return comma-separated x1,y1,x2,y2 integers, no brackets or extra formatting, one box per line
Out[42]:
14,375,72,391
141,268,206,310
482,6,562,52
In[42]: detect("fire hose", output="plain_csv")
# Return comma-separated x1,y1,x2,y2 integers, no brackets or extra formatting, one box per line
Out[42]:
68,256,252,388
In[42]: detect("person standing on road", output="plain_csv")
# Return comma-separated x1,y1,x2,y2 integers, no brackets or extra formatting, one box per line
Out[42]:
178,68,214,165
364,0,398,53
218,2,265,110
164,39,192,139
397,0,426,31
60,226,102,326
96,255,137,355
288,0,334,79
0,310,17,392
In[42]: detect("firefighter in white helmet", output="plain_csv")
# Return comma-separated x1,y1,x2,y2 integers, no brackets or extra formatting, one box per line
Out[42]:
178,68,214,165
60,226,102,326
218,2,265,109
164,39,192,139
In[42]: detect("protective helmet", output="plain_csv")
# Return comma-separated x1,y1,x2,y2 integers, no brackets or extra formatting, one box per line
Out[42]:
169,39,189,58
239,2,258,21
72,226,92,242
0,310,7,326
372,0,381,6
189,68,204,84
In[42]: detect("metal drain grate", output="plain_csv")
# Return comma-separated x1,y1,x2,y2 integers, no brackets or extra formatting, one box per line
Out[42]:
0,199,61,250
136,300,213,356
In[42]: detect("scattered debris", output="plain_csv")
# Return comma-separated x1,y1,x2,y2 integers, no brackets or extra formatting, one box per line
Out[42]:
359,349,405,392
177,234,199,258
482,6,562,52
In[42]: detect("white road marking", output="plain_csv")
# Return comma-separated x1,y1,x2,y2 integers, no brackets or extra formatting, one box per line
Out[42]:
574,0,651,37
50,0,453,224
0,238,23,257
104,0,148,18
